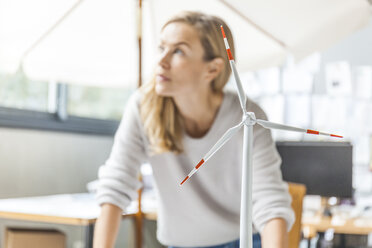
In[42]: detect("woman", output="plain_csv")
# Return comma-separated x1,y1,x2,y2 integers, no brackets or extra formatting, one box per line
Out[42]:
93,11,294,248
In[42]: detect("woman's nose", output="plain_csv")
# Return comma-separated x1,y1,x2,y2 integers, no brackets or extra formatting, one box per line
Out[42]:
158,52,171,69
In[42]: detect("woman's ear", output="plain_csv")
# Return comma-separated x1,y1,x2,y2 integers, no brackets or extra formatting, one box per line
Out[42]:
205,57,225,81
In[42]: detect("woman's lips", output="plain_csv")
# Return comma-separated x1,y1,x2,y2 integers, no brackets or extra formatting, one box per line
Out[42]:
156,75,170,82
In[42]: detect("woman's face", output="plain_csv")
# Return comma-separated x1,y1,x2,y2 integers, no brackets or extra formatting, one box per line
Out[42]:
155,22,213,97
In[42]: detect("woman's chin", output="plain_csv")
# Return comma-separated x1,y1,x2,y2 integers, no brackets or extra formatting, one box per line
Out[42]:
155,84,174,97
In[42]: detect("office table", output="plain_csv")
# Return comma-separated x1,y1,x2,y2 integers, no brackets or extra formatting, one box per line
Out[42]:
0,193,138,248
303,215,372,237
302,211,372,248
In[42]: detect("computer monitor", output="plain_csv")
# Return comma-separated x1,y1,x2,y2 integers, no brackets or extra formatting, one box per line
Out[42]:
276,141,353,198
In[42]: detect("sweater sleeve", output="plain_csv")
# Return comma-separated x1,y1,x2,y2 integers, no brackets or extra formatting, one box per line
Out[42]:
95,91,148,211
250,104,295,233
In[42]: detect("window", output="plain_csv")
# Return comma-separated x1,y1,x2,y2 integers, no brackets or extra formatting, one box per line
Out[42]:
0,70,135,135
0,70,48,112
67,84,134,121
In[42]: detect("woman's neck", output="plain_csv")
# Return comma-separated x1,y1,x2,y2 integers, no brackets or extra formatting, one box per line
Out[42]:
174,91,224,138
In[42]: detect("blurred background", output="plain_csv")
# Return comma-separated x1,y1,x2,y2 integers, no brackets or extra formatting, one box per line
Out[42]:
0,0,371,247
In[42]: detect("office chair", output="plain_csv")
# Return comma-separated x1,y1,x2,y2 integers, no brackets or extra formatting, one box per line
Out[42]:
288,182,307,248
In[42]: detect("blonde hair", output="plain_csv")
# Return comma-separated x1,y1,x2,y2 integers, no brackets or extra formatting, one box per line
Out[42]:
140,11,235,154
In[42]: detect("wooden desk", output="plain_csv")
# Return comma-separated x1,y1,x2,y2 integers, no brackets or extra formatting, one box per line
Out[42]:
302,214,372,239
0,193,138,248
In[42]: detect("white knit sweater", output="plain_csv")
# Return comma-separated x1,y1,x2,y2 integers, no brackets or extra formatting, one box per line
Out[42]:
96,89,295,247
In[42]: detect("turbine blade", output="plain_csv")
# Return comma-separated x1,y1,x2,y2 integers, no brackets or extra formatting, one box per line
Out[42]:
221,25,247,113
180,121,244,185
256,119,343,138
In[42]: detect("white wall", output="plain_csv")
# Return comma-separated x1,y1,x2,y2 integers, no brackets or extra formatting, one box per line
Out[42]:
315,18,372,93
0,127,114,198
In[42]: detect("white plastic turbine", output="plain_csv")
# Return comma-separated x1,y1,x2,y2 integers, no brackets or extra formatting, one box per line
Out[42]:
180,25,343,248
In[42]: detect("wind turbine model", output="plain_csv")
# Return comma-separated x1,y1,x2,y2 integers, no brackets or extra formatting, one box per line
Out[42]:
180,25,343,248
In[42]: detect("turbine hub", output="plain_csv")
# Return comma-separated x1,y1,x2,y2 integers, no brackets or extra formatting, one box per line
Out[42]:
243,112,256,126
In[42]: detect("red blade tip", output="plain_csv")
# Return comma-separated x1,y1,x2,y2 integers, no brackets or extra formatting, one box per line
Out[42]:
331,134,343,138
220,25,226,38
180,176,189,186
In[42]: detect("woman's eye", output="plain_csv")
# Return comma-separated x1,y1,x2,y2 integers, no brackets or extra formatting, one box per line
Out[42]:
174,48,184,55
